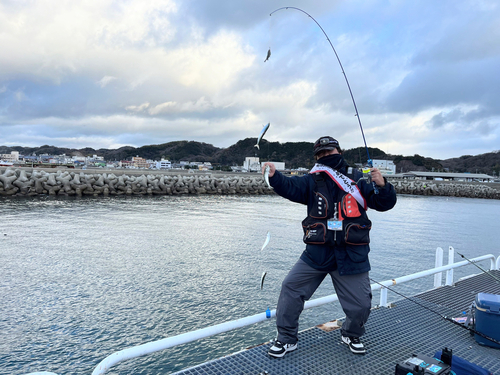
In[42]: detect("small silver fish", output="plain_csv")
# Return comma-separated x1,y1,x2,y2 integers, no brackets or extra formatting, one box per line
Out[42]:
264,165,272,189
261,231,271,252
255,122,270,150
260,271,267,290
264,48,271,62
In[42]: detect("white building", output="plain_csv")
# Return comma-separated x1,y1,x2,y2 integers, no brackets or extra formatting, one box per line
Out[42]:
243,157,261,172
0,151,19,161
243,157,286,172
262,161,285,171
156,159,172,169
373,159,396,175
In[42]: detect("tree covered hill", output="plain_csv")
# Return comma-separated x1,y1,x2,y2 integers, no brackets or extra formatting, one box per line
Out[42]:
1,141,499,175
439,151,500,175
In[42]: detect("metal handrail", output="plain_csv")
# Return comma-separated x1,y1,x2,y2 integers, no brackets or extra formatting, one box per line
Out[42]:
26,252,499,375
375,253,496,306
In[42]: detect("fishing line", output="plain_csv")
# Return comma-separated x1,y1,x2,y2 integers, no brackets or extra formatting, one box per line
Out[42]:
266,11,275,63
370,277,500,346
269,7,373,168
260,231,271,291
260,231,272,319
456,251,500,284
268,7,379,194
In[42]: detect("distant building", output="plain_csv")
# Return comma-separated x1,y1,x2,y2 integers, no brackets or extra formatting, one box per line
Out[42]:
0,151,19,162
132,156,148,169
22,155,38,163
72,156,86,163
242,157,285,172
197,162,213,171
120,160,133,168
156,159,172,169
373,159,396,175
243,157,260,172
261,161,285,171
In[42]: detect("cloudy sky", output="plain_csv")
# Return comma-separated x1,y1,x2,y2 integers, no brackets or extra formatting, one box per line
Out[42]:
1,0,499,159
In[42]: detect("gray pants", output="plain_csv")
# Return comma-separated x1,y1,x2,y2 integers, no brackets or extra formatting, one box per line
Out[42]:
276,259,372,344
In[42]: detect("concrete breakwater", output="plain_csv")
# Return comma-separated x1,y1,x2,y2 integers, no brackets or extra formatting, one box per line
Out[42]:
0,168,273,197
1,168,499,199
388,178,500,199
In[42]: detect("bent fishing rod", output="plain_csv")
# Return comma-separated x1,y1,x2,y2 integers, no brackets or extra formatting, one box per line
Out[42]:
370,278,500,347
269,7,378,193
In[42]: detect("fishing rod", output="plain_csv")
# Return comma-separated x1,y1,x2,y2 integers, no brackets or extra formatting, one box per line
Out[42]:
269,7,378,193
456,251,500,284
269,8,371,165
370,278,500,347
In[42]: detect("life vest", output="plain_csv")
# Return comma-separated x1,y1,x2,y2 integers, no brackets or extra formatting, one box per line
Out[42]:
302,171,372,247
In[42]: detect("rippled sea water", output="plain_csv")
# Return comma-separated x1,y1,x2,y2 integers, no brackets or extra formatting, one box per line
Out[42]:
1,194,499,374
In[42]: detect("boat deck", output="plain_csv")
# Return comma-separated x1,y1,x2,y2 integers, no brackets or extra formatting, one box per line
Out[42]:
173,271,500,375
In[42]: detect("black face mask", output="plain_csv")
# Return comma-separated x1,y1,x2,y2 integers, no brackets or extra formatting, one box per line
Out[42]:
317,153,345,170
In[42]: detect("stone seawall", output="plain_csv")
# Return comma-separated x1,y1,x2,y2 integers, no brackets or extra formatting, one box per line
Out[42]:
1,168,499,199
388,178,500,199
0,168,273,197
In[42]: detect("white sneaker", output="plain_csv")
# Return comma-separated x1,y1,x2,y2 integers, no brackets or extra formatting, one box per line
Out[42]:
341,335,366,354
268,340,298,358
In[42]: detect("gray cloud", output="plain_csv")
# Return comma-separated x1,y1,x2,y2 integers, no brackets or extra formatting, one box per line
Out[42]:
177,1,341,33
1,0,500,159
384,1,500,123
428,107,498,136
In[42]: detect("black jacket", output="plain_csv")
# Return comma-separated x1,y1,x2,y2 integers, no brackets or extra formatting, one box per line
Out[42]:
270,168,397,274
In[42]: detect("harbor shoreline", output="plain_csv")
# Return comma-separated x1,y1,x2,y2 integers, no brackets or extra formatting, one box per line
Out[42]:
1,167,499,199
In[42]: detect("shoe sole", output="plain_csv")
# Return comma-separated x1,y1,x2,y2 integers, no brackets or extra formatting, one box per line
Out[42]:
268,351,286,358
341,337,366,355
348,347,366,355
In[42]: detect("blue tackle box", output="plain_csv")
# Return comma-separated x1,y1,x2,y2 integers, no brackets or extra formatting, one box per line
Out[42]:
474,292,500,349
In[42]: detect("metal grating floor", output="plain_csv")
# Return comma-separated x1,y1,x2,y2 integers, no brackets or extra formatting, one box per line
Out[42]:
416,270,500,311
173,271,500,375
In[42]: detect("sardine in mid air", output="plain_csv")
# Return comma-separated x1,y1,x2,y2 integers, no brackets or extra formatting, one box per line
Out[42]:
255,123,270,150
261,231,271,252
264,48,271,62
260,271,267,290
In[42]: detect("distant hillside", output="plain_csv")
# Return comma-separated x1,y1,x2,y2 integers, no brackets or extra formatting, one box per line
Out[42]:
217,139,314,168
439,151,500,175
1,142,499,175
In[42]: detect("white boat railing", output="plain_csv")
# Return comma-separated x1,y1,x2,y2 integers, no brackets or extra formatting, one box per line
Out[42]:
26,248,498,375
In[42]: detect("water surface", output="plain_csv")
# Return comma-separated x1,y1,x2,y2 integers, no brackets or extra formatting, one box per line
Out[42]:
1,194,499,374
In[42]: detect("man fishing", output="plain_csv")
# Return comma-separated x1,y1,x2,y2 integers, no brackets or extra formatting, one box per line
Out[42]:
262,136,397,357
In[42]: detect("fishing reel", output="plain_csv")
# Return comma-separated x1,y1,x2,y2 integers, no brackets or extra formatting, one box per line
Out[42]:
362,162,379,195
